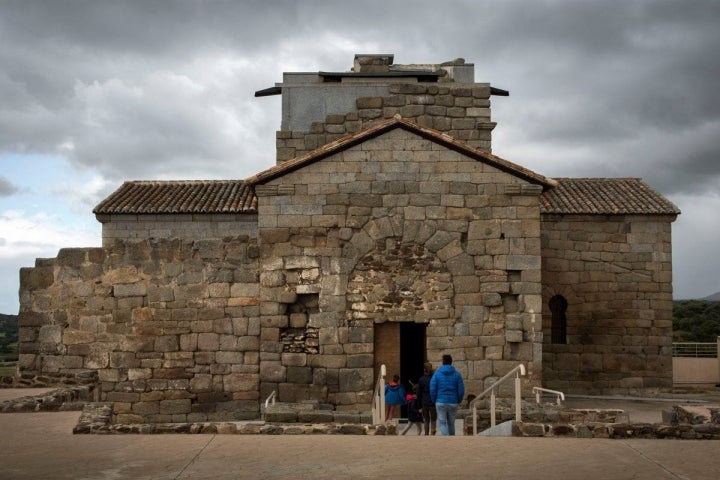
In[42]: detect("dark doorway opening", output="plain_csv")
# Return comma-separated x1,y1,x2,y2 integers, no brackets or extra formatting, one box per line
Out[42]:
373,322,427,417
400,322,427,391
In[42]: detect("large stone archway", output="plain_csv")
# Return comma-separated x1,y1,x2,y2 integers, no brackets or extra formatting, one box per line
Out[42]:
346,238,455,390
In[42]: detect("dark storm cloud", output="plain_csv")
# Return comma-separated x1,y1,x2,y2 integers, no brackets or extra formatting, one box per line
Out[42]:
0,177,18,197
0,0,718,304
444,1,720,198
0,0,718,193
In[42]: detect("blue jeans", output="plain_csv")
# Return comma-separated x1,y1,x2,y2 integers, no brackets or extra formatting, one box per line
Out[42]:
435,402,459,435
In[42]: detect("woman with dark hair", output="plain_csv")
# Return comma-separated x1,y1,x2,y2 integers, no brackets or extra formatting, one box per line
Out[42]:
416,362,437,435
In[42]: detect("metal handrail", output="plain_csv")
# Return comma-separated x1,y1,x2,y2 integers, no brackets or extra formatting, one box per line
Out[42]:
672,342,718,358
372,364,387,425
533,386,565,405
470,363,526,435
264,390,277,411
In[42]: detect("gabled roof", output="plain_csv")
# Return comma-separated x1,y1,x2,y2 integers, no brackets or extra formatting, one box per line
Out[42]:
92,178,679,217
93,180,256,214
244,116,558,188
540,178,680,215
92,122,678,218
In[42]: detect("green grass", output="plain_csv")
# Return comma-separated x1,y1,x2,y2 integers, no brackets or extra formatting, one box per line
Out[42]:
0,365,16,376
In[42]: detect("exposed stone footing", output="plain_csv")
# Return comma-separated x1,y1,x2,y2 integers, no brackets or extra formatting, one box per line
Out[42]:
0,371,98,388
263,402,372,424
74,402,394,435
509,421,720,440
0,386,93,413
467,403,720,440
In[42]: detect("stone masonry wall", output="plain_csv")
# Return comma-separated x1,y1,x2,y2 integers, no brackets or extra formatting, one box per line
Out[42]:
540,214,675,394
276,83,495,163
19,236,262,423
97,213,258,246
256,127,544,410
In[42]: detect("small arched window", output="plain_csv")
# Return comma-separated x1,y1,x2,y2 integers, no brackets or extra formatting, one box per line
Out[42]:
549,295,568,344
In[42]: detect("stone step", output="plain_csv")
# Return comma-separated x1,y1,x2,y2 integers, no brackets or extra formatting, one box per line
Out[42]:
264,406,372,424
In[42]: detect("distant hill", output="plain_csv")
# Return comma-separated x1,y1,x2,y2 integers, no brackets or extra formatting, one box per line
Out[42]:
0,313,18,329
0,313,18,357
702,291,720,301
673,299,720,342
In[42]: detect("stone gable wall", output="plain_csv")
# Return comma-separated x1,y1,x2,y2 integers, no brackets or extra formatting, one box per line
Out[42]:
18,237,262,423
257,128,544,408
276,83,496,163
540,214,675,394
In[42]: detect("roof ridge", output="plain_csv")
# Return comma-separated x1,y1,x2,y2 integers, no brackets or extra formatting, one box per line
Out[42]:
124,179,245,184
245,116,557,188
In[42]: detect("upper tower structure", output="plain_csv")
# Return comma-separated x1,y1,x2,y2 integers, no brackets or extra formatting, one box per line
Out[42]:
256,54,509,164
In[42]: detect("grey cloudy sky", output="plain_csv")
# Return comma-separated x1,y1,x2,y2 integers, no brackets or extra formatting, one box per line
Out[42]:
1,0,719,313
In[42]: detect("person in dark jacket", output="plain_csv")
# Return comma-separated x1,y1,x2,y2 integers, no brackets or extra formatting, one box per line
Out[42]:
401,386,424,435
384,374,405,421
429,354,465,435
416,362,437,435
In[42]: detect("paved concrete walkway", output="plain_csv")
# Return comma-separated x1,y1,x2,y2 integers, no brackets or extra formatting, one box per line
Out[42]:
3,389,720,479
1,409,720,479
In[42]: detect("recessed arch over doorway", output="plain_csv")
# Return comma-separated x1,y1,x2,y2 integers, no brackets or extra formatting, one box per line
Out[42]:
346,239,454,394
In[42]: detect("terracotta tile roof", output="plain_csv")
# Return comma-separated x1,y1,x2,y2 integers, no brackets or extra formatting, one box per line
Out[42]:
93,180,257,214
541,178,680,215
94,177,678,217
244,116,558,188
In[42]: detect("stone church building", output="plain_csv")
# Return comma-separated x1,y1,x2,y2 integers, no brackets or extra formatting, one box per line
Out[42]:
18,54,680,423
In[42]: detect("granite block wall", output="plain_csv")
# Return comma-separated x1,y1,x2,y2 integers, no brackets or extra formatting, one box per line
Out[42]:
18,236,262,423
97,213,258,246
257,127,544,409
541,214,675,393
276,83,496,163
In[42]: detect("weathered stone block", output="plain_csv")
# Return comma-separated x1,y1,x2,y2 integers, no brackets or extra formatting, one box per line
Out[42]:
230,283,260,297
507,255,541,270
281,353,307,367
131,401,160,415
197,333,219,351
19,311,50,327
114,283,147,298
160,399,191,415
189,374,213,392
155,335,179,352
115,413,145,424
107,392,140,403
38,325,62,344
346,354,373,368
260,363,287,382
127,368,152,380
110,352,140,369
216,351,243,364
286,366,313,384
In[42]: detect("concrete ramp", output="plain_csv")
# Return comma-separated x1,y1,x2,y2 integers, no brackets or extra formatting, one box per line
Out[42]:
478,420,514,436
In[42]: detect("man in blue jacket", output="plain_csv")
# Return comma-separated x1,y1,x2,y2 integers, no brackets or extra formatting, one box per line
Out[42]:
429,354,465,435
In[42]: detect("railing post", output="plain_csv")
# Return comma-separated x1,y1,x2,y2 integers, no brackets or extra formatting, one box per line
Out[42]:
515,374,522,422
372,364,387,425
467,363,527,434
473,403,478,436
490,389,496,428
